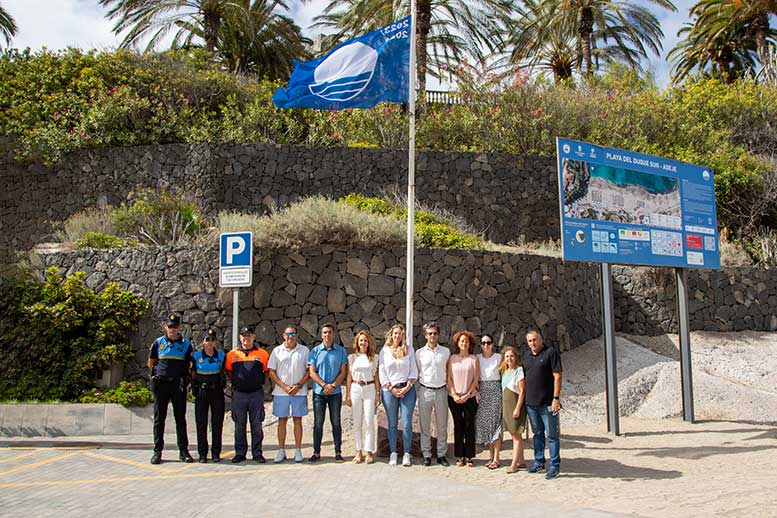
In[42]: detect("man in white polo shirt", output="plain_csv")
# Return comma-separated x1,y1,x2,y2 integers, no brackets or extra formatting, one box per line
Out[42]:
415,321,451,467
268,325,310,463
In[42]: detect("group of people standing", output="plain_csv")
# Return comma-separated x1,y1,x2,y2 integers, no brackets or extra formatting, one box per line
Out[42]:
148,314,563,479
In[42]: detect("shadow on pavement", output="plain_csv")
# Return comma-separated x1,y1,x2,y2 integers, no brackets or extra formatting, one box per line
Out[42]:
561,457,682,480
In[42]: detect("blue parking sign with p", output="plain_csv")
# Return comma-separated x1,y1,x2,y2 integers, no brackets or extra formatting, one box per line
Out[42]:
219,232,253,287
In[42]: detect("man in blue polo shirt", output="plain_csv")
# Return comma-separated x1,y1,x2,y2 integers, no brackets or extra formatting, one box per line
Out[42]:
307,323,348,462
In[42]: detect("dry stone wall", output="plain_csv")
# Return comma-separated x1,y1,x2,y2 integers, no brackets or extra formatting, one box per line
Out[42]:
0,144,558,252
613,266,777,334
40,246,601,380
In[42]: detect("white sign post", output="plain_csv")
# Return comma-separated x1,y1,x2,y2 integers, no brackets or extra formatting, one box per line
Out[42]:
219,232,253,350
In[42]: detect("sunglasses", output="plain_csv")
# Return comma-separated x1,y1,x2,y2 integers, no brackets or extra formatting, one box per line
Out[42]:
285,332,297,337
481,341,493,345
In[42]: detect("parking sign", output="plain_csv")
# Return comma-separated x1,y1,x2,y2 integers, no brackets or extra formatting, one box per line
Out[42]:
219,232,253,287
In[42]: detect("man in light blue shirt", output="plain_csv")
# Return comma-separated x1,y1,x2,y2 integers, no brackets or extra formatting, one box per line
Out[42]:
307,323,348,462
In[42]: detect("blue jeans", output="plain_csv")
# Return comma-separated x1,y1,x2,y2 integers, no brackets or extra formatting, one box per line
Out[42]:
312,392,342,454
381,385,417,455
526,404,560,468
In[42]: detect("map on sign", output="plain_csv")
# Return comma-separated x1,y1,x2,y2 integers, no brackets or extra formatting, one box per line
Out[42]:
557,138,720,269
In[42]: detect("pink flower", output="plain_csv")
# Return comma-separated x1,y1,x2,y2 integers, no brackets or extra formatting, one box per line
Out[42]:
94,391,103,396
53,111,59,118
385,107,392,114
69,127,75,134
533,107,542,117
495,103,501,110
182,97,189,104
80,130,85,138
333,132,341,140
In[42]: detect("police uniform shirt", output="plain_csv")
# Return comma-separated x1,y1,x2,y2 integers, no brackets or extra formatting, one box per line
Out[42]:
193,348,225,385
522,345,562,406
149,335,193,378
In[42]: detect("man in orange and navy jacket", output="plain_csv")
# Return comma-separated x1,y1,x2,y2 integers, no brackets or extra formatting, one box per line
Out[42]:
225,325,270,463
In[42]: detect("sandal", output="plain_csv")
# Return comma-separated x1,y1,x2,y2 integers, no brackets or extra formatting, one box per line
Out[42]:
466,458,475,467
352,452,364,464
506,466,520,474
365,452,374,464
456,458,465,467
487,460,499,470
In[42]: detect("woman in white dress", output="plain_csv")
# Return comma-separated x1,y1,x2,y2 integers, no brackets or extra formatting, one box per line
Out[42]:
500,346,527,473
475,334,503,469
345,330,380,464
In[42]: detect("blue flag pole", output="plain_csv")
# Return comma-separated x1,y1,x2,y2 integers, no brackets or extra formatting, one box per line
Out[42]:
405,0,417,349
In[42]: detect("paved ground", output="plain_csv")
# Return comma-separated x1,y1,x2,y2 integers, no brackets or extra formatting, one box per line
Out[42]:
1,417,775,518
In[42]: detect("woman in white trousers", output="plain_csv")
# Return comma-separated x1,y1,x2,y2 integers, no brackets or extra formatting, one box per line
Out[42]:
345,331,380,464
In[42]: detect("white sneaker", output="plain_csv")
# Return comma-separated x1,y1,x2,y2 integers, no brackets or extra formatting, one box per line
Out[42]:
293,448,304,463
402,453,411,467
274,449,286,463
389,452,398,466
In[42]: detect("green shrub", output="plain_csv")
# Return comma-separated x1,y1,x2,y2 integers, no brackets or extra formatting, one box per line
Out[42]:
75,232,137,250
339,193,484,249
57,207,115,244
112,189,203,245
216,196,406,251
0,267,149,401
79,381,153,407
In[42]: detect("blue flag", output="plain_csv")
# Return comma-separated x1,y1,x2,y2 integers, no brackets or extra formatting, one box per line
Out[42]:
273,17,411,110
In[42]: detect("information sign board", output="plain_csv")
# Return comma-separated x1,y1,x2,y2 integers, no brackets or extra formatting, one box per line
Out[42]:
557,138,720,268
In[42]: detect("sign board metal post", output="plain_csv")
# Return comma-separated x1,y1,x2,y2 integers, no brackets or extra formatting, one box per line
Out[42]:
219,232,253,350
600,263,620,435
675,268,695,422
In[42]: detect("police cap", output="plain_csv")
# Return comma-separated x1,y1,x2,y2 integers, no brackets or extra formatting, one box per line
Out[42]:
239,325,255,335
203,327,218,340
165,313,181,326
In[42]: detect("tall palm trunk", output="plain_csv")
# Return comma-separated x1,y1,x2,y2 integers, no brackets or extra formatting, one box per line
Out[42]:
201,0,224,53
416,0,432,95
751,11,770,64
579,6,594,74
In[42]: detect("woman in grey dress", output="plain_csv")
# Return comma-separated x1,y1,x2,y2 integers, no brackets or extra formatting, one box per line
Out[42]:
475,334,503,469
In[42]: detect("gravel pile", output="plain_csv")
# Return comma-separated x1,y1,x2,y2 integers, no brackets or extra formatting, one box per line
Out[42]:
560,331,777,425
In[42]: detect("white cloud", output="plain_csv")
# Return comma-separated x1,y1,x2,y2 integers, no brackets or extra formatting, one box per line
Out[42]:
5,0,119,52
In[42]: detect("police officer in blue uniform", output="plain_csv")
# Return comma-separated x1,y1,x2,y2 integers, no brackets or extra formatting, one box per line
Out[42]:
191,327,226,463
148,314,194,465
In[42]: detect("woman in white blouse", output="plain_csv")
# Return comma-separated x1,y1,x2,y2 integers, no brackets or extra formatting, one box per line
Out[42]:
475,334,503,469
500,346,527,473
345,331,380,464
378,324,418,467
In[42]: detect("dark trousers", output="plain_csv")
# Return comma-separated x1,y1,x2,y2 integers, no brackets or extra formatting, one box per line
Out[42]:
231,389,264,458
448,396,478,459
152,378,189,452
312,392,342,454
194,386,225,458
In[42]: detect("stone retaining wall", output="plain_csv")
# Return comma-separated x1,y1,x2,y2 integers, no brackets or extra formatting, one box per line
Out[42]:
613,266,777,334
0,144,558,251
40,246,601,380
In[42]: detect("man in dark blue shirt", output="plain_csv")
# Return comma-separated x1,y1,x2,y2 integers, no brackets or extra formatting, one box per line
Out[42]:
522,329,563,479
148,314,194,465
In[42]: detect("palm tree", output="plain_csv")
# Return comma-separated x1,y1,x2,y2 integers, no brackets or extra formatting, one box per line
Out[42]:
0,3,18,47
311,0,518,94
100,0,230,52
534,0,677,75
211,0,310,77
99,0,308,78
689,0,777,65
504,0,579,82
668,19,759,83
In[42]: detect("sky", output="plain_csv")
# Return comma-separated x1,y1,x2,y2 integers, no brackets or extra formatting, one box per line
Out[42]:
4,0,695,88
